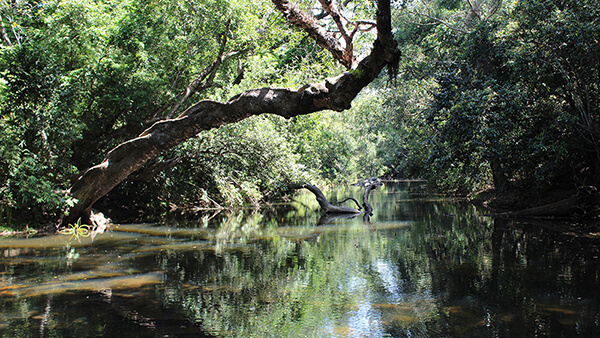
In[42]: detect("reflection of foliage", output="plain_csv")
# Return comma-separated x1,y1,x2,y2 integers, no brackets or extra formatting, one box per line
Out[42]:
164,192,495,337
385,0,600,193
2,185,600,336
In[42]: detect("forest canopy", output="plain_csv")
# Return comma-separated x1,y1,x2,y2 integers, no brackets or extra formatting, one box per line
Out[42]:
0,0,598,226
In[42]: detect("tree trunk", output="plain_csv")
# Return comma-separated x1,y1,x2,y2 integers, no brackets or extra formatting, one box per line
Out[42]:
490,156,509,193
64,0,399,225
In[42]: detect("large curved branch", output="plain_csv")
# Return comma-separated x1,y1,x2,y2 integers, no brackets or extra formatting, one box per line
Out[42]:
64,0,400,224
336,197,362,210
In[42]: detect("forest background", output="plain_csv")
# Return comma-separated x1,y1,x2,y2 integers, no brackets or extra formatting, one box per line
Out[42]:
1,0,598,227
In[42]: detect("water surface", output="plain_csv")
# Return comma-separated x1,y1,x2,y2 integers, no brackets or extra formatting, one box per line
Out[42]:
1,183,599,337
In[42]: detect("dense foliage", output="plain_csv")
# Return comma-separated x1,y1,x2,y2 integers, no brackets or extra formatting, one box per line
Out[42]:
387,0,600,195
0,0,598,225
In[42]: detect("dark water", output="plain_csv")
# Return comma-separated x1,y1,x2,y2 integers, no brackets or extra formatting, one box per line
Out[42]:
1,182,600,337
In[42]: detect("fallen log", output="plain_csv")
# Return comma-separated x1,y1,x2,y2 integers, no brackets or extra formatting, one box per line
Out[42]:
300,178,383,218
302,184,361,214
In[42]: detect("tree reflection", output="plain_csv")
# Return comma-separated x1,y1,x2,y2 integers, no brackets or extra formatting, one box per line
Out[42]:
1,184,600,336
155,189,482,337
158,187,600,337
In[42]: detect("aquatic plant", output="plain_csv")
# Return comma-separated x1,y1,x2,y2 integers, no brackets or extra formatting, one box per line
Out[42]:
58,218,90,238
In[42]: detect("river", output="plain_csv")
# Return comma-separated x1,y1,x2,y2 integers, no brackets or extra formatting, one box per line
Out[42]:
1,182,599,337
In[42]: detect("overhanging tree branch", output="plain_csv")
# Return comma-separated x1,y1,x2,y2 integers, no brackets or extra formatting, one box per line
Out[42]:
142,19,235,125
64,0,400,224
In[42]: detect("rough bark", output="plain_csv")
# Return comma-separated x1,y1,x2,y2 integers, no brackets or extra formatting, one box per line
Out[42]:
64,0,399,224
272,0,355,69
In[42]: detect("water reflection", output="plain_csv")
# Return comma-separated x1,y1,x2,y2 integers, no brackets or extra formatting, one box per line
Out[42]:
0,183,599,337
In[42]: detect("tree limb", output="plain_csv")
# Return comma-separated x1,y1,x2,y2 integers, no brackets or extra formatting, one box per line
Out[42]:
353,178,383,216
272,0,353,69
350,20,377,39
485,0,503,20
466,0,482,22
165,20,231,118
336,197,362,210
317,0,357,68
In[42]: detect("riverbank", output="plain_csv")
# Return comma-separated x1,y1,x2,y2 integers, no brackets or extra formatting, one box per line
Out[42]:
472,186,600,219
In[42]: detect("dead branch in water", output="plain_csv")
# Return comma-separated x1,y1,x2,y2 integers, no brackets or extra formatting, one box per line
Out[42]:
302,184,361,214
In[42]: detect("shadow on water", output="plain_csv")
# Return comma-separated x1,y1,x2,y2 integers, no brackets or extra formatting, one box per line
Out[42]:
1,182,600,337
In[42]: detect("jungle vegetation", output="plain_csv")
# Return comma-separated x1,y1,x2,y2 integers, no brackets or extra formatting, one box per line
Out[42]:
0,0,598,227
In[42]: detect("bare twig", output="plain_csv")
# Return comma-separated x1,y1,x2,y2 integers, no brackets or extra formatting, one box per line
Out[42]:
336,197,362,210
485,0,503,20
466,0,482,22
0,13,13,47
408,10,468,34
167,20,232,118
